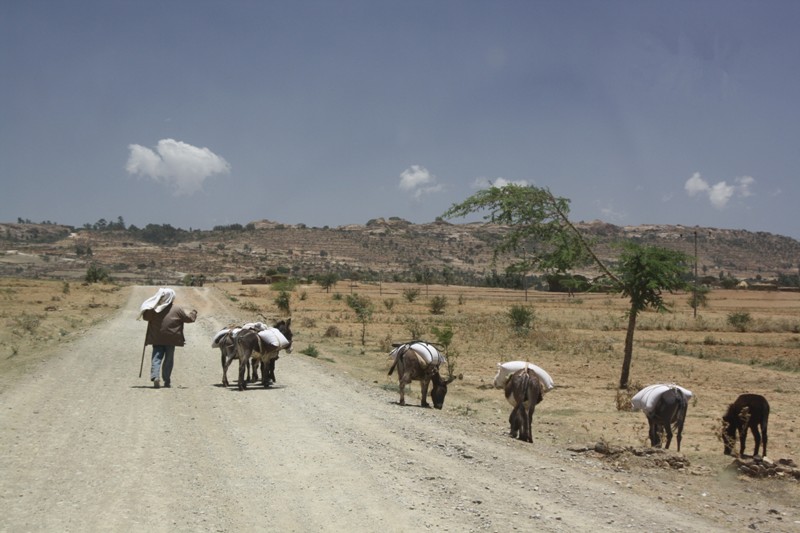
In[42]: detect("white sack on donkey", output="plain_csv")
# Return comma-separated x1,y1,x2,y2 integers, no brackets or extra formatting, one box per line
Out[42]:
258,327,291,350
631,383,694,414
493,361,555,392
211,322,267,348
389,341,447,367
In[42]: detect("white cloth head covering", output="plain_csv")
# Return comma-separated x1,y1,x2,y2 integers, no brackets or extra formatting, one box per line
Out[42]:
137,288,176,320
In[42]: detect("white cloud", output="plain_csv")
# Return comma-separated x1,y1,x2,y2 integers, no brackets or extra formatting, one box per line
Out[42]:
708,181,735,209
684,172,710,196
736,175,755,197
399,165,443,199
126,138,230,195
683,172,756,209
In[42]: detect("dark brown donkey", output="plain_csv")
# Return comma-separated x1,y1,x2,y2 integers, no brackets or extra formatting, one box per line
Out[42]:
646,387,689,451
388,342,454,409
504,368,543,443
223,319,293,391
722,394,769,457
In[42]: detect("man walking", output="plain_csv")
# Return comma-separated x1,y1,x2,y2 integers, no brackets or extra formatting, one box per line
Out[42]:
139,288,197,388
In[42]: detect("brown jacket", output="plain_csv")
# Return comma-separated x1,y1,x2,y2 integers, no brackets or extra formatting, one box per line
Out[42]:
143,304,197,346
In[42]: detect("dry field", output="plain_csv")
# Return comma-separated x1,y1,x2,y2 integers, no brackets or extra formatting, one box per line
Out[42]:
2,276,800,524
213,280,800,464
0,278,127,392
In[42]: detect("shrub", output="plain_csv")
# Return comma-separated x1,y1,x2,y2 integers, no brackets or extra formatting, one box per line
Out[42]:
346,294,374,346
383,298,396,311
406,318,425,339
324,325,341,338
14,313,41,334
300,345,320,358
507,305,535,333
430,324,454,350
402,288,421,303
272,279,298,292
429,295,447,315
275,290,291,315
240,301,260,313
727,311,752,332
85,263,109,283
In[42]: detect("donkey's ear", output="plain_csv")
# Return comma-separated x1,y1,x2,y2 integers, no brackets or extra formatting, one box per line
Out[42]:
286,317,291,326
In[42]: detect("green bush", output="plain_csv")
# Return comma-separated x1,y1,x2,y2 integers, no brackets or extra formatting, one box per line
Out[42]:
402,288,420,303
300,345,320,358
727,311,752,332
272,279,298,292
507,305,535,333
275,290,291,315
429,295,447,315
85,263,110,283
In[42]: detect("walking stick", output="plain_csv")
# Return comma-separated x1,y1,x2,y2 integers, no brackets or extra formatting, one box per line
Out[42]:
138,336,147,378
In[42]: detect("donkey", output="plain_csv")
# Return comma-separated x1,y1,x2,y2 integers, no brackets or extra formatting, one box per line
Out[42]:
504,368,543,443
646,387,689,451
388,342,454,409
722,394,769,457
223,319,293,390
214,323,267,385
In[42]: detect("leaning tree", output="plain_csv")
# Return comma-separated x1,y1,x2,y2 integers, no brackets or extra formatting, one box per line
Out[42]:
442,184,690,389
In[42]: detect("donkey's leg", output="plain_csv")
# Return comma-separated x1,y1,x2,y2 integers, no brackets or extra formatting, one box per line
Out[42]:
261,359,270,388
237,349,249,391
250,357,260,383
664,424,673,450
420,378,430,408
398,375,411,406
647,417,660,447
508,404,520,438
742,424,761,455
222,350,236,388
524,404,534,443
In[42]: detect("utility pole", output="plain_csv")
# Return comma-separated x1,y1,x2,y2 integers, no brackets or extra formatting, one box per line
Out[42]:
693,230,698,318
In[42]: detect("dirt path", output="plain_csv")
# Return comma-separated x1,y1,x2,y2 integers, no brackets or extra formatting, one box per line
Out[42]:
0,286,793,532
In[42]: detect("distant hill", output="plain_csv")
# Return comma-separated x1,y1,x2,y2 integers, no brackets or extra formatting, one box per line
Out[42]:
1,219,799,286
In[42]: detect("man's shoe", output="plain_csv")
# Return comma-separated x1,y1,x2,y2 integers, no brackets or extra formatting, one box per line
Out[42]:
163,381,171,388
152,379,160,389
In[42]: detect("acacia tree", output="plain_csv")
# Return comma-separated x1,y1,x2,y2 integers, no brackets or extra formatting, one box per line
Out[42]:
443,184,690,389
614,242,690,388
346,293,374,346
318,272,339,293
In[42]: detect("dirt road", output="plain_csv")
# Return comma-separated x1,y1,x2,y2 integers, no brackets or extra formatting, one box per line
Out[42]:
0,287,792,532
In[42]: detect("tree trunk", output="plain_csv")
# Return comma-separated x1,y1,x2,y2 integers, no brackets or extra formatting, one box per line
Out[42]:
619,308,638,389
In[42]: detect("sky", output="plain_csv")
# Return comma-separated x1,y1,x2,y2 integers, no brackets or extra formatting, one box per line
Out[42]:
2,1,799,239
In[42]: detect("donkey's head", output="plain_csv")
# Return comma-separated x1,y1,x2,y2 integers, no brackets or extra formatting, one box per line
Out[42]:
274,318,293,353
430,370,457,410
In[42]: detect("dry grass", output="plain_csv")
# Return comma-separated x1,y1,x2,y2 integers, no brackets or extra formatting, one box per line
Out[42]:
220,280,800,472
0,278,129,390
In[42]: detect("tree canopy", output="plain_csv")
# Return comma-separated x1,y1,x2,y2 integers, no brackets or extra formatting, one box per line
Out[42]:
443,184,691,389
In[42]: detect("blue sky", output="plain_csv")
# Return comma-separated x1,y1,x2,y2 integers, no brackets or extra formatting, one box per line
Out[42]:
2,1,799,239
